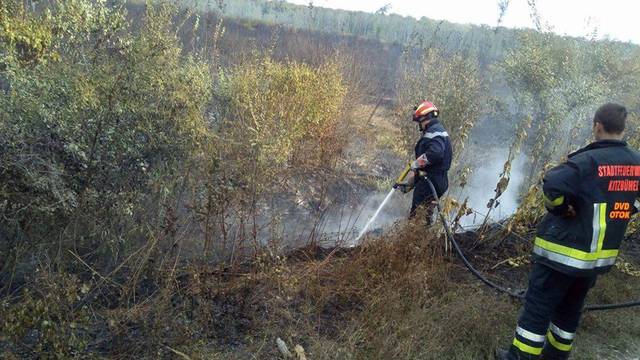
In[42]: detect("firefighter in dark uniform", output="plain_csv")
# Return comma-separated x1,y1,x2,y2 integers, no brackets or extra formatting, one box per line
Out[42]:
395,100,453,222
496,103,640,360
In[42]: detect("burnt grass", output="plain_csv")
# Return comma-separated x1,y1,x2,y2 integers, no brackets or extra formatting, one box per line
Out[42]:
2,224,640,359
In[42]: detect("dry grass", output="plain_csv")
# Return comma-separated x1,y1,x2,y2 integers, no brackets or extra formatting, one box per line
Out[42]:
2,222,640,359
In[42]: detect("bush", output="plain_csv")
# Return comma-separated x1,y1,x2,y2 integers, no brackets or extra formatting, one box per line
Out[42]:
216,57,346,171
191,56,348,257
395,48,481,163
0,0,212,271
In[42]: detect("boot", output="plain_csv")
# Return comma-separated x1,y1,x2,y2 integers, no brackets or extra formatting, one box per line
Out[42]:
540,346,569,360
494,348,510,360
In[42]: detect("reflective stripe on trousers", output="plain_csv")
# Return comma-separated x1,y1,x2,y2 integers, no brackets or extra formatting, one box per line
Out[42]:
512,326,545,356
546,323,575,352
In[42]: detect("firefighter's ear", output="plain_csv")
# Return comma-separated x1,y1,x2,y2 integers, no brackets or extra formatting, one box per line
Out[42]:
593,121,601,131
593,121,603,139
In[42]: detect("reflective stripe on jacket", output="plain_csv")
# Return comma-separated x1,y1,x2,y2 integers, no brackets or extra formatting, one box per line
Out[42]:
533,140,640,276
413,119,453,202
414,119,453,175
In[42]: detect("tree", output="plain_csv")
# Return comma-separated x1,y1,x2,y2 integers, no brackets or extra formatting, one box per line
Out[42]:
375,3,392,16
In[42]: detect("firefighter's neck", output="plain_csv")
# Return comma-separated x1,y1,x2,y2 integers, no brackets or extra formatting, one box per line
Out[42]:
419,119,431,131
594,123,624,141
594,131,624,141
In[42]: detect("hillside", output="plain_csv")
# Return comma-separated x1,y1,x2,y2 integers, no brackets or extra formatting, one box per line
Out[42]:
183,0,637,67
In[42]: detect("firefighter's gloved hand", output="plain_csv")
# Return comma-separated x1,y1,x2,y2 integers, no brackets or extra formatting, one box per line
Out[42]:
393,182,413,194
411,154,429,171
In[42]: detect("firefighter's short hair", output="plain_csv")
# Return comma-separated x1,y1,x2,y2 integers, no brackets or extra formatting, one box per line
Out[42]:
594,103,627,134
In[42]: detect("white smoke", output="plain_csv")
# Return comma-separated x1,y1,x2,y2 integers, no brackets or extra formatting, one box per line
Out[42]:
308,150,529,246
456,151,529,228
284,149,529,248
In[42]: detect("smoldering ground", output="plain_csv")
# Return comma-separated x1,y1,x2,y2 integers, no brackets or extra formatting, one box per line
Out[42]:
305,149,529,247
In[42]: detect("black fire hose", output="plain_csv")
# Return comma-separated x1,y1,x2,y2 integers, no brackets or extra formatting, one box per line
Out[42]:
423,176,640,312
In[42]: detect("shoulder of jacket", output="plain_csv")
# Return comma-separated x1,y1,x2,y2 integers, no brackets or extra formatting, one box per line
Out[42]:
568,150,590,162
568,145,607,163
565,152,595,173
626,146,640,159
581,144,637,159
423,124,449,139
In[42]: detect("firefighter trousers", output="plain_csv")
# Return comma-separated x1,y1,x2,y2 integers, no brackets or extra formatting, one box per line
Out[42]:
508,262,596,359
410,174,447,224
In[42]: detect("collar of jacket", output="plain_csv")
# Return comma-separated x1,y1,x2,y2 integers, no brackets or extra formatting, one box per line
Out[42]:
568,139,628,158
422,119,440,133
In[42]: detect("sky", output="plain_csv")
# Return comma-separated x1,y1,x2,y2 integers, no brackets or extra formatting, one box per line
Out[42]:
286,0,639,44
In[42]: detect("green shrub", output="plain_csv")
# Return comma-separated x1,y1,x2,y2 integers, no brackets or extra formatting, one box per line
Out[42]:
216,57,346,170
189,56,348,257
2,272,91,357
0,0,211,261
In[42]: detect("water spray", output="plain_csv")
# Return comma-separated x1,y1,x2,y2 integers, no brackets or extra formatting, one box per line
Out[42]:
354,164,412,243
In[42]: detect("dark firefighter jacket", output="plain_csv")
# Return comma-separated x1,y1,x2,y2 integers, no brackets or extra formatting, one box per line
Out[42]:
412,119,453,211
534,139,640,277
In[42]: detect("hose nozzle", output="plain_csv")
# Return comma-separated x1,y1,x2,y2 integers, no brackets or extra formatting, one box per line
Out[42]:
396,164,412,184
